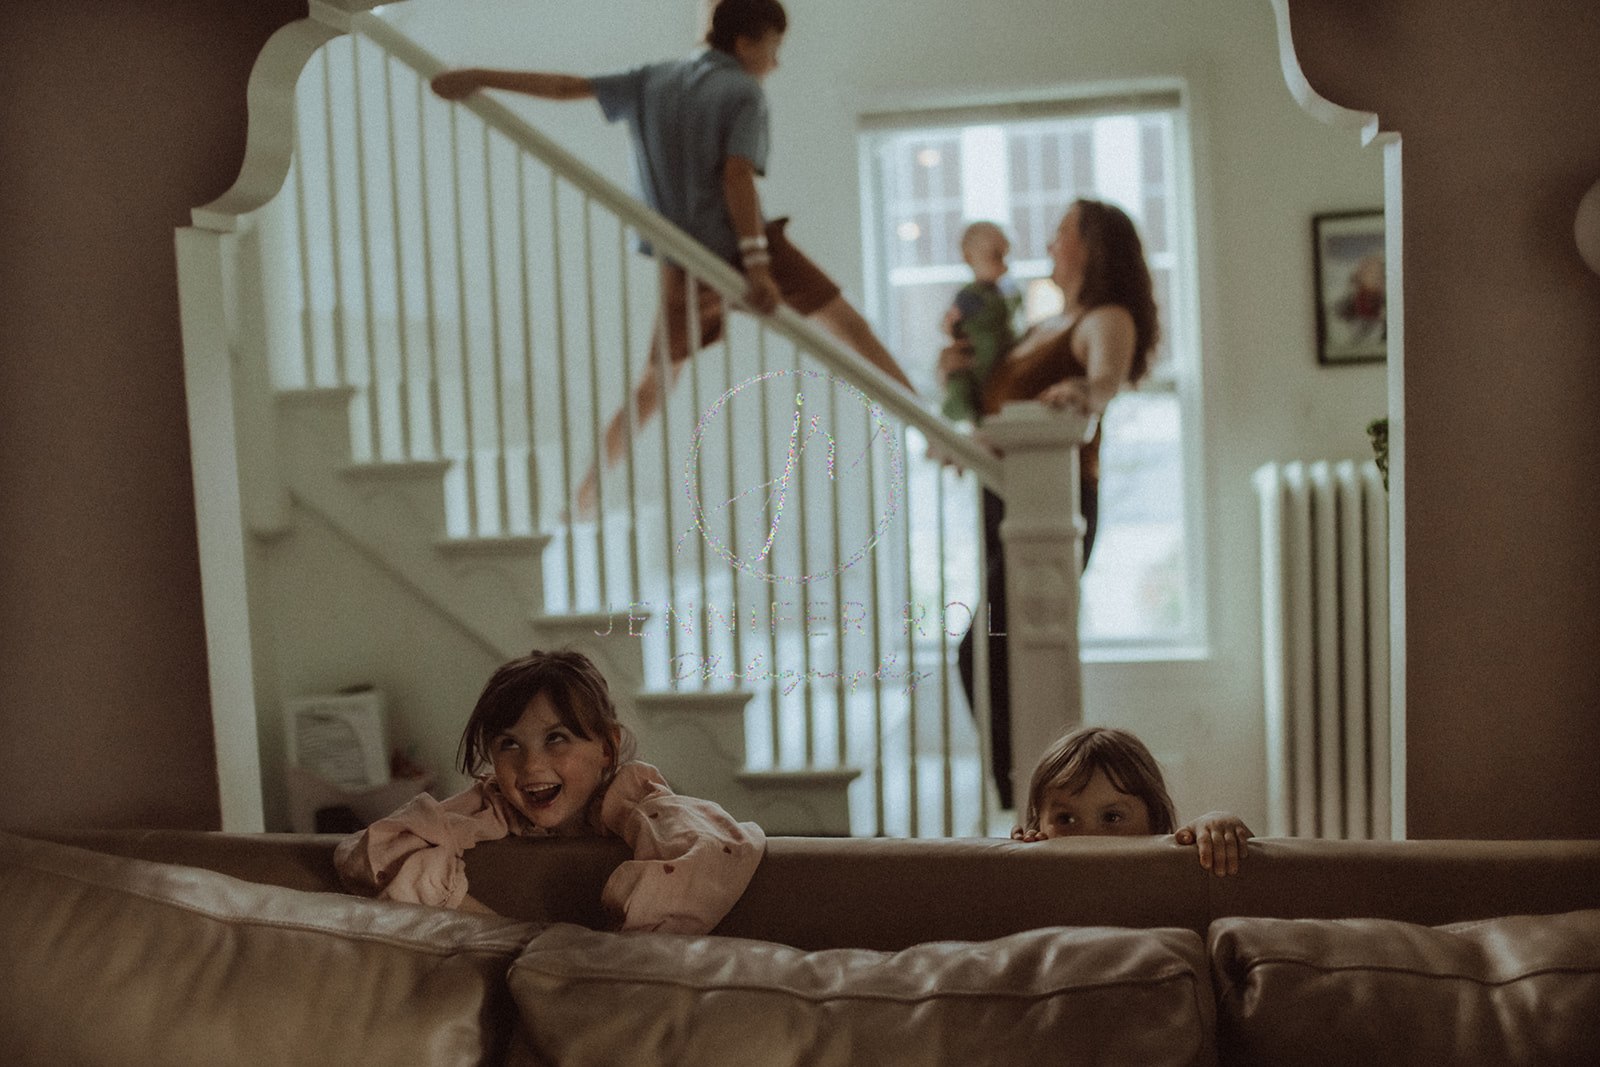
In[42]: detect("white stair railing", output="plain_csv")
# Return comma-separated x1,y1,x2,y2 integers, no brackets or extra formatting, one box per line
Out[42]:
240,12,1087,836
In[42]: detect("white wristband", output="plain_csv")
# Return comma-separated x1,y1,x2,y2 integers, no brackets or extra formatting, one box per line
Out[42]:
742,251,771,269
738,235,769,252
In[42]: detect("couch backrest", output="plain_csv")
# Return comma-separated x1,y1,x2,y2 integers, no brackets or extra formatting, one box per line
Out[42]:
721,836,1600,949
31,828,345,892
28,829,1600,951
722,836,1216,949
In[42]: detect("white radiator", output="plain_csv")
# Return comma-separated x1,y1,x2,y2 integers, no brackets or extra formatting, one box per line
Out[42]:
1254,460,1392,839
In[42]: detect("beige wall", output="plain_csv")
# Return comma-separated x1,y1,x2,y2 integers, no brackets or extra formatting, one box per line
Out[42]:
0,0,308,830
7,0,1595,839
1288,0,1600,838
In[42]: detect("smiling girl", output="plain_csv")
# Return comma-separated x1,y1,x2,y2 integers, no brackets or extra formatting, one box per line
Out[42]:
333,649,764,933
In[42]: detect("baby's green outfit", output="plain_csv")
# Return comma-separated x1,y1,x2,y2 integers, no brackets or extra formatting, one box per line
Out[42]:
941,278,1022,423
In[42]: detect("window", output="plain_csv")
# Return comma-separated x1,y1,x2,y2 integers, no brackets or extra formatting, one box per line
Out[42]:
860,89,1205,655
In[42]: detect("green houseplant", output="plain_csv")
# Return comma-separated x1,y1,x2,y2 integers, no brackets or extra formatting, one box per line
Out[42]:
1367,417,1389,491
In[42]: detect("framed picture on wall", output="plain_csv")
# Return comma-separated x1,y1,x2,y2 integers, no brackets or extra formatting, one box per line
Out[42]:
1313,210,1387,364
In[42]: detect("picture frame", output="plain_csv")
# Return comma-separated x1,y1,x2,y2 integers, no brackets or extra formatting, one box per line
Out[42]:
284,690,391,791
1312,210,1387,365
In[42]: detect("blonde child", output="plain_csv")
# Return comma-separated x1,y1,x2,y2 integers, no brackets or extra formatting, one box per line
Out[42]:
334,649,765,933
1011,725,1255,877
939,221,1022,423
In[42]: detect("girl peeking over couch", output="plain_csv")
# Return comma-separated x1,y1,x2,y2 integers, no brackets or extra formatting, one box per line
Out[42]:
1012,726,1254,877
334,648,764,933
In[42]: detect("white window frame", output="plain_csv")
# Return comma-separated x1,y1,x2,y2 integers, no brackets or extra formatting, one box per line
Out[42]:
857,82,1210,662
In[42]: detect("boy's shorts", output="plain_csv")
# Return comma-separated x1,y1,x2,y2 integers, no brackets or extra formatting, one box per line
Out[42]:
762,217,841,317
667,217,842,357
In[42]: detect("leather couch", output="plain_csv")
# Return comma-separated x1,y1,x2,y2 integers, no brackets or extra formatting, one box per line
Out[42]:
4,827,1599,1065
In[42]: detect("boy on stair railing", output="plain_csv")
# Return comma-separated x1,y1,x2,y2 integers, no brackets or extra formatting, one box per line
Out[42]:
430,0,917,519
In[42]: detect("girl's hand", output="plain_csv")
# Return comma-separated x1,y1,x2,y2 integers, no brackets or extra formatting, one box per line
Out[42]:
1038,378,1091,414
432,69,483,101
937,340,976,386
1010,826,1046,843
1174,811,1254,877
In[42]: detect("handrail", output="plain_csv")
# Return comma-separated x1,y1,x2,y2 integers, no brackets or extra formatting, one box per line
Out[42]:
353,11,1002,487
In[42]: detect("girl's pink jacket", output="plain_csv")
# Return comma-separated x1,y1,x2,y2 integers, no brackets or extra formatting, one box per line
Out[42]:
333,761,766,934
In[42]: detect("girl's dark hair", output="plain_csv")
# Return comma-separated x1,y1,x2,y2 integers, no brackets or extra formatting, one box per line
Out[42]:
706,0,787,53
1070,198,1160,385
457,649,635,775
1023,725,1177,834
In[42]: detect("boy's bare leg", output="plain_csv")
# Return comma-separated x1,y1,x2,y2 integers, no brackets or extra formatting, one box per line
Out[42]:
573,276,909,520
572,354,684,518
808,294,915,392
572,264,703,519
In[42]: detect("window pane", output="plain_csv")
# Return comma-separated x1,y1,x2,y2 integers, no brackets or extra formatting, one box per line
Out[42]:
1039,131,1061,189
1147,266,1174,384
1083,392,1190,641
1140,119,1165,185
938,207,965,264
1071,130,1095,193
1010,203,1040,261
865,103,1198,651
1142,192,1168,252
892,282,961,395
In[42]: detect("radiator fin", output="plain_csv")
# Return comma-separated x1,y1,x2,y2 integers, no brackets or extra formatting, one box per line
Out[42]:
1255,460,1390,839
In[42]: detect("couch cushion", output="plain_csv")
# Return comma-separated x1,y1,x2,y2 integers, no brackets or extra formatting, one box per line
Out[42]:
507,922,1217,1067
1210,909,1600,1066
0,829,542,1066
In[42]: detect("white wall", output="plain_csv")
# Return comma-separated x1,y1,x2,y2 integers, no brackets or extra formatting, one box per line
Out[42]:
247,515,502,830
374,0,1385,830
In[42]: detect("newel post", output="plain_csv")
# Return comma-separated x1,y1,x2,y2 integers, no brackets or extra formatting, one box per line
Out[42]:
982,401,1094,806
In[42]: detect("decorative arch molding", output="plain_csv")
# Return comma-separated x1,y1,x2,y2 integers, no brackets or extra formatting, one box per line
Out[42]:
177,0,399,830
1273,0,1598,282
1266,0,1382,143
192,0,392,233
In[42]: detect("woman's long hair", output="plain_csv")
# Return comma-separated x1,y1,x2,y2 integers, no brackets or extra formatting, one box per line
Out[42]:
1071,198,1160,385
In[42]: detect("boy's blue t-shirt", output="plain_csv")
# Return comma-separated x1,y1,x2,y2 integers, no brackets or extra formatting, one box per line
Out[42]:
590,48,770,266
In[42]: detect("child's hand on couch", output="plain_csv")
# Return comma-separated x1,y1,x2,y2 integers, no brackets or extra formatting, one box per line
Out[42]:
1174,812,1254,877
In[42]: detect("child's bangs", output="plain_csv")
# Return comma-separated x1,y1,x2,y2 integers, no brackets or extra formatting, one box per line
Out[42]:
542,675,604,740
1044,754,1100,798
1096,751,1153,800
1045,741,1151,802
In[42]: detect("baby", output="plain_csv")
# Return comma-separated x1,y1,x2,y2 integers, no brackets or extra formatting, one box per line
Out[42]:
1013,725,1255,877
940,220,1022,423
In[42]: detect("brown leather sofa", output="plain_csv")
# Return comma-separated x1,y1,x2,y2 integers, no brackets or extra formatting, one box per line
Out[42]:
4,827,1600,1065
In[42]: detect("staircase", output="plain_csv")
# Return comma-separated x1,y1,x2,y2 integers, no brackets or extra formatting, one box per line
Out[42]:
275,379,866,833
176,2,1086,837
